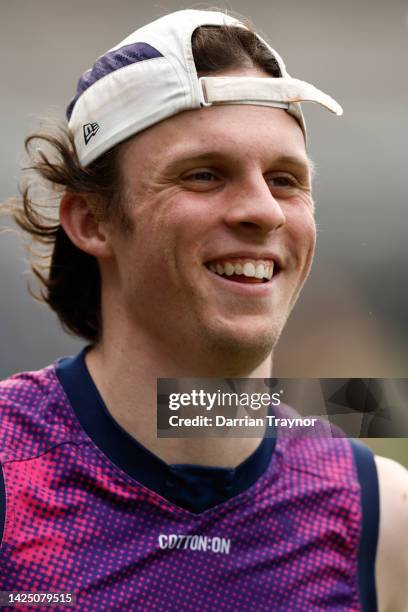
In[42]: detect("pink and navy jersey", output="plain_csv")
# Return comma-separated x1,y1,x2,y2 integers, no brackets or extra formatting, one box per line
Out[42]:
0,348,379,610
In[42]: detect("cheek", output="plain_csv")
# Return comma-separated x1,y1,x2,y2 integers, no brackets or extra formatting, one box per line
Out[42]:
286,205,317,264
302,213,317,250
112,207,198,293
146,192,214,264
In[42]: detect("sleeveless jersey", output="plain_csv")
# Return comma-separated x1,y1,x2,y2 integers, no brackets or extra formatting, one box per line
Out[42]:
0,350,379,610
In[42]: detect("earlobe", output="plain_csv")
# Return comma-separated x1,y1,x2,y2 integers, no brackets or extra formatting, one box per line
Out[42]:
59,192,113,258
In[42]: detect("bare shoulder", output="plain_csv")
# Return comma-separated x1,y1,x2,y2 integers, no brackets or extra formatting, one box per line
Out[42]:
375,455,408,612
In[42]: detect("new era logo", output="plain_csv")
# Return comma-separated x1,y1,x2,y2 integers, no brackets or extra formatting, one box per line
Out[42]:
83,122,100,145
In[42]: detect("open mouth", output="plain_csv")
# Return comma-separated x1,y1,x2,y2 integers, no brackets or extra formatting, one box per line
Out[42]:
205,259,280,284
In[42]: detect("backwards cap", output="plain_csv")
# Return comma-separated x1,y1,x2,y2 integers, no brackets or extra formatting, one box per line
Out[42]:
67,9,342,167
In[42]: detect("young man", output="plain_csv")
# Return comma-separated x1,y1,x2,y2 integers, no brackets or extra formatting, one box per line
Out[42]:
0,9,407,611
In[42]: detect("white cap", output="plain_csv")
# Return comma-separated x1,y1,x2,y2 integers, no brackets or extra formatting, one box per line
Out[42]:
67,9,343,167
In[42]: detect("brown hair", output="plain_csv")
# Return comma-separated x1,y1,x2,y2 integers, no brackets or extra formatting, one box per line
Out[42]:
3,18,281,343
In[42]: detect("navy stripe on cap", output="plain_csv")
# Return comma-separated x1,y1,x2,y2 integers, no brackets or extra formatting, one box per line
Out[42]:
66,42,163,120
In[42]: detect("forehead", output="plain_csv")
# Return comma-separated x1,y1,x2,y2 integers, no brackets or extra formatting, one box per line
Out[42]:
118,102,309,178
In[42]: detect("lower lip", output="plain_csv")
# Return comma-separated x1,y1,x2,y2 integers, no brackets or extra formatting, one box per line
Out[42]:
205,267,280,296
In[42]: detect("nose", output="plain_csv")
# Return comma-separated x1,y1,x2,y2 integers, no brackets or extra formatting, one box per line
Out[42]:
223,174,286,235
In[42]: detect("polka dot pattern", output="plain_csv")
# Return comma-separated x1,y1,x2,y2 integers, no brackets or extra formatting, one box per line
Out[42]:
0,366,362,610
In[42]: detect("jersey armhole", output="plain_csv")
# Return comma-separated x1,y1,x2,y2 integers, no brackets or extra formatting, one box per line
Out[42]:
349,438,380,612
0,462,5,548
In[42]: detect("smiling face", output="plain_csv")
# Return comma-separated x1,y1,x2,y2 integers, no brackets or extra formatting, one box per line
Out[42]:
101,81,316,375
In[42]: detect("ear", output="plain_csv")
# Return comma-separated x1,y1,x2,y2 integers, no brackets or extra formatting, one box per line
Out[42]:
59,192,113,259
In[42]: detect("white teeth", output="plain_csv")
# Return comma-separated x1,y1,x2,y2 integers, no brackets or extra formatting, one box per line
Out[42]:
208,259,275,280
224,263,234,276
243,262,256,277
255,264,265,279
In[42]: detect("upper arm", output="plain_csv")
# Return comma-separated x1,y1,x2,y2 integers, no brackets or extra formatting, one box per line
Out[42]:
375,455,408,612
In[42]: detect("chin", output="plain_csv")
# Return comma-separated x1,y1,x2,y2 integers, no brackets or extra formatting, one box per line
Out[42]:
199,316,284,374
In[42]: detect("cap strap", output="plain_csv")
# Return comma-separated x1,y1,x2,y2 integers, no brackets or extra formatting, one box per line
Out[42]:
199,76,343,116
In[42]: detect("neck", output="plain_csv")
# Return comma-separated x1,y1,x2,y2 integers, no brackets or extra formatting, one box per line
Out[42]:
85,330,274,468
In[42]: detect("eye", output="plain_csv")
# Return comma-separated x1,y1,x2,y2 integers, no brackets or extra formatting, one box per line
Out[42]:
183,171,219,182
267,174,298,188
180,169,222,191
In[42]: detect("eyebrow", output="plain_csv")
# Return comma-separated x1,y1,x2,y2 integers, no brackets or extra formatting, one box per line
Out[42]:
269,154,316,177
